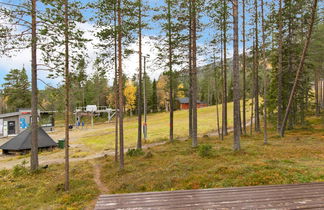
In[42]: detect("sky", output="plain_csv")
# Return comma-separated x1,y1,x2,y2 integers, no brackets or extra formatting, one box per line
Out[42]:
0,0,276,89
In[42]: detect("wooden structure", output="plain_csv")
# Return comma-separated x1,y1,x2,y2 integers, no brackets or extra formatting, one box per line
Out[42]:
0,127,57,155
177,97,208,110
95,182,324,209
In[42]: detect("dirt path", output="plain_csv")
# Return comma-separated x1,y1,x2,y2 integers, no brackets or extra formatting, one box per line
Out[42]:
0,121,251,170
91,161,109,193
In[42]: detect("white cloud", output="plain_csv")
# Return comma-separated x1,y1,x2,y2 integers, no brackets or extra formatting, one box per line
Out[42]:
0,21,186,87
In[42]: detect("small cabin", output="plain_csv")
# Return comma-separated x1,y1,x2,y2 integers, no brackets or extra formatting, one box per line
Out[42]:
0,127,57,155
177,97,208,110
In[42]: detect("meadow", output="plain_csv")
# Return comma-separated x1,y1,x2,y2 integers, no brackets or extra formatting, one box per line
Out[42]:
77,101,252,151
0,116,323,209
99,116,324,194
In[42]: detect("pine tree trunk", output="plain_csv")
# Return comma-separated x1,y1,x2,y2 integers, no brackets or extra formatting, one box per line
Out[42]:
188,0,192,138
250,97,254,135
214,57,221,139
30,0,39,171
222,0,228,136
64,0,70,191
167,0,173,142
280,0,318,137
216,90,221,139
137,0,142,149
114,0,119,162
242,0,246,135
191,0,198,147
118,0,124,169
261,0,267,144
254,0,260,132
277,0,283,133
315,68,320,115
232,0,240,151
220,29,224,140
251,39,255,136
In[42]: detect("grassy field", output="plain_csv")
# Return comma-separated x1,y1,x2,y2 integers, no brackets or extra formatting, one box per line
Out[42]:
77,101,252,151
0,116,323,209
98,116,324,194
0,161,99,209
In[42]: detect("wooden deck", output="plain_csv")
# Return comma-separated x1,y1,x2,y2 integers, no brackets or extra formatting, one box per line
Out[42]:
95,182,324,209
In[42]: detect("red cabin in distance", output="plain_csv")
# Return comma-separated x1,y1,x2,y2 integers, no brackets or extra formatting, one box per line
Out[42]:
177,97,208,110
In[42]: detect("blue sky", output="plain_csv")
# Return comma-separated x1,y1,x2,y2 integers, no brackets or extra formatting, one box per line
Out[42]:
0,0,290,89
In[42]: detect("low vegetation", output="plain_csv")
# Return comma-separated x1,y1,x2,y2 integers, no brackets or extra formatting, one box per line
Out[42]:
0,161,99,209
99,117,324,194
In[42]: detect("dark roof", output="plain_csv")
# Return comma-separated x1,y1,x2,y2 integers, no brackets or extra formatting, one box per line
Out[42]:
177,97,206,104
0,127,57,151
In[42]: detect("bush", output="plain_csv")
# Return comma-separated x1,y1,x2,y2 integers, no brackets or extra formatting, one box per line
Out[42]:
13,162,29,177
126,148,144,157
198,144,213,157
144,151,153,159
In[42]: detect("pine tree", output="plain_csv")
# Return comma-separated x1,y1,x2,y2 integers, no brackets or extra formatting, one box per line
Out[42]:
253,0,260,132
261,0,268,144
277,0,283,133
2,68,31,111
153,0,186,142
242,0,247,135
280,0,318,137
232,0,240,151
191,0,198,147
152,79,158,112
0,0,39,171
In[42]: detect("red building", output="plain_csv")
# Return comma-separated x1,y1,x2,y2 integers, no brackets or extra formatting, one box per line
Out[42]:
177,97,208,110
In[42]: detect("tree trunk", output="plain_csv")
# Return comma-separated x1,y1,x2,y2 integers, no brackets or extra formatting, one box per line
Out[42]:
64,0,70,191
214,56,221,139
277,0,283,133
315,68,320,115
254,0,260,132
30,0,39,171
261,0,267,144
232,0,240,151
137,0,142,149
280,0,318,137
188,1,193,138
220,28,224,140
222,0,228,136
114,0,119,162
167,0,174,142
191,0,198,147
242,0,246,135
118,0,124,169
251,40,255,136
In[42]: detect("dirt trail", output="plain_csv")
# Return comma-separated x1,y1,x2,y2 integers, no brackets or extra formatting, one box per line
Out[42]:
91,161,109,193
0,121,251,170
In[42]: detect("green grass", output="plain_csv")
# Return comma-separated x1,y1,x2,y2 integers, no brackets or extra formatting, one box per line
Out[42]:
0,161,99,210
78,101,252,151
98,117,324,193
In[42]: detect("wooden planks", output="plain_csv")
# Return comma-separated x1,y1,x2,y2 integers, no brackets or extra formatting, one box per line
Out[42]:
95,182,324,209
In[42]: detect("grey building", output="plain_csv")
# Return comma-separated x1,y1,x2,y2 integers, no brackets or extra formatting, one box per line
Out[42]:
0,109,55,137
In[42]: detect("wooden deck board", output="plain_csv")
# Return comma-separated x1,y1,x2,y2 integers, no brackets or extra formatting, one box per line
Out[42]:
95,182,324,209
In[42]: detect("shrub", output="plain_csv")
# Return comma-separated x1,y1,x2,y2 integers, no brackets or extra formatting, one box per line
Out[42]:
198,144,213,157
144,151,153,159
13,162,29,177
126,148,144,157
